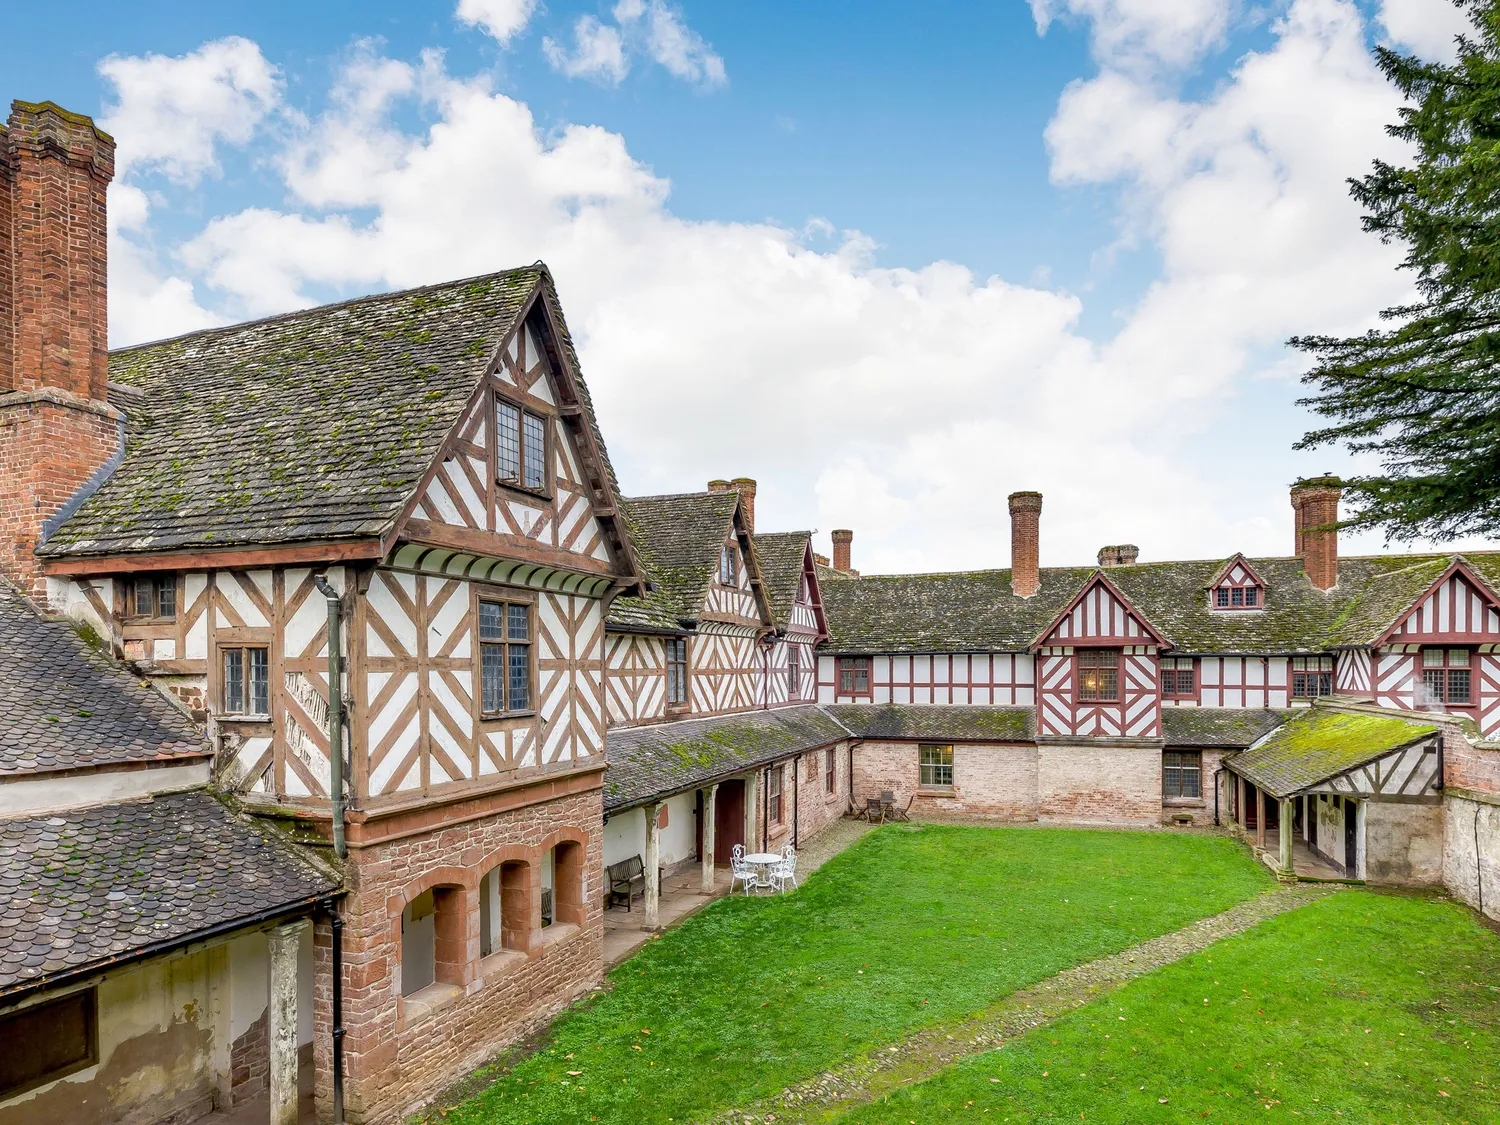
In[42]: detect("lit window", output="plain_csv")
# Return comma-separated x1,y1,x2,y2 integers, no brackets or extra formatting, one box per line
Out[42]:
838,657,871,695
1421,648,1471,706
1290,655,1334,698
919,744,954,788
222,646,270,716
495,396,548,493
1077,648,1120,702
479,598,532,714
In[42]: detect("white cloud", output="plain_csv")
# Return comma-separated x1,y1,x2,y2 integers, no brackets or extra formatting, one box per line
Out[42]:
1378,0,1472,63
1030,0,1233,68
543,17,630,84
98,36,281,183
456,0,538,44
544,0,725,88
108,2,1476,570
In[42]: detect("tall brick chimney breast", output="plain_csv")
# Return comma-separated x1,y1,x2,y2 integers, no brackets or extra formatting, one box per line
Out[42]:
831,529,853,574
1008,491,1042,598
0,100,120,595
1290,476,1341,592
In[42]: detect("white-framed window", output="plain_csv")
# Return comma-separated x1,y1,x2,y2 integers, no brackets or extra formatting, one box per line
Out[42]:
918,744,954,788
1421,648,1472,706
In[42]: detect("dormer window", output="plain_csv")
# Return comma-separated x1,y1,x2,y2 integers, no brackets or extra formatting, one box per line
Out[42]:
720,545,738,586
1209,558,1264,611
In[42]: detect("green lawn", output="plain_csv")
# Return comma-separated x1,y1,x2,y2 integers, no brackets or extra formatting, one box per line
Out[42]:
433,824,1270,1125
834,890,1500,1124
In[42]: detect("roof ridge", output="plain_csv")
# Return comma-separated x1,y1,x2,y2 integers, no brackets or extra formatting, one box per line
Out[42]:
109,265,548,357
623,490,732,504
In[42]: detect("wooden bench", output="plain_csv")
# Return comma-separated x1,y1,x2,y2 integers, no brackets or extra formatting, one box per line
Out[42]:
607,855,645,911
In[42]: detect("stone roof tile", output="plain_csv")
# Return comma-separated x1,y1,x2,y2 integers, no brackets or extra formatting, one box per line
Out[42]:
609,492,740,631
1226,707,1438,798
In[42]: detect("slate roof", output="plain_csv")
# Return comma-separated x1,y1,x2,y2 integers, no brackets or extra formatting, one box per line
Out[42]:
1225,706,1438,798
0,789,339,996
1160,707,1289,748
609,491,742,631
0,581,208,776
820,553,1500,655
824,704,1034,742
604,705,848,811
754,531,812,633
40,267,624,560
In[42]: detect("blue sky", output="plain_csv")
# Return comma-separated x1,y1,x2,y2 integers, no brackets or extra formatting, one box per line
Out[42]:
0,0,1478,571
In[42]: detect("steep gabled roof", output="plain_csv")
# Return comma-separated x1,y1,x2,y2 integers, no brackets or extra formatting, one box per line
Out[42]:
39,267,635,577
1207,553,1267,591
1031,570,1172,649
0,580,208,776
754,531,826,637
609,491,770,631
1226,706,1438,798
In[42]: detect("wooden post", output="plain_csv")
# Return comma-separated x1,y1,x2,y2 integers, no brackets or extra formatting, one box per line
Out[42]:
701,783,718,893
644,803,661,931
1256,788,1266,849
1279,798,1295,877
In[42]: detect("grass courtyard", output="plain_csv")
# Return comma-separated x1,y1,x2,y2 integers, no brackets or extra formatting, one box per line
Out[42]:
420,824,1500,1125
429,824,1271,1124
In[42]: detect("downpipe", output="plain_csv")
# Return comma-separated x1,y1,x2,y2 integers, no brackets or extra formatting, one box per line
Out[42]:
313,575,349,1124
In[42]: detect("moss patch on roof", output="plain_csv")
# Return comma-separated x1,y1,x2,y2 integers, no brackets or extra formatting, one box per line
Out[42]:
1228,707,1438,798
753,531,812,632
1161,708,1289,748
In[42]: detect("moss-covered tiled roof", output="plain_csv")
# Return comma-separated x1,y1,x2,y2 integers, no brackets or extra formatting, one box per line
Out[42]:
42,267,624,560
1226,706,1438,797
820,553,1500,655
608,491,741,631
604,704,848,811
1160,707,1288,748
754,531,812,632
824,703,1034,742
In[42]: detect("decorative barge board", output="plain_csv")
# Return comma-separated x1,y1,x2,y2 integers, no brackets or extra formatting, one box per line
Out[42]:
1031,571,1169,739
753,532,829,707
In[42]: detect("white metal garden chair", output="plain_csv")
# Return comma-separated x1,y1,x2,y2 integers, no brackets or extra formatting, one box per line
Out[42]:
729,843,759,895
771,847,798,893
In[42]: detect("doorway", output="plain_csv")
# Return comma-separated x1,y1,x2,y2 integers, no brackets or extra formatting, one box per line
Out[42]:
1344,799,1359,876
712,779,745,864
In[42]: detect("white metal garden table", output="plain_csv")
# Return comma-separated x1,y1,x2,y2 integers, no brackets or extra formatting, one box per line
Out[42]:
743,852,782,893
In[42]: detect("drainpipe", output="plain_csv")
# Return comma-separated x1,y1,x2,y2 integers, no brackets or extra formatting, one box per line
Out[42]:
793,758,800,850
1213,766,1224,826
762,767,769,852
330,908,347,1124
313,575,347,860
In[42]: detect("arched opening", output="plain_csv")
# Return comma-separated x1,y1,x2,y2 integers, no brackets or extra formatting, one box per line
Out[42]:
401,883,466,995
479,860,533,957
551,839,586,928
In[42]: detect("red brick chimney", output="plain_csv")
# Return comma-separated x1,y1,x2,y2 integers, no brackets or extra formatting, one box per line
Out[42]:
1290,477,1341,591
831,529,853,573
0,100,119,595
730,477,756,534
1008,491,1042,597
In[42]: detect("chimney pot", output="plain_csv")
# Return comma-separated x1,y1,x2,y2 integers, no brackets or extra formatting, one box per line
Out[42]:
1290,477,1342,591
1098,544,1139,568
831,529,853,574
1008,491,1043,597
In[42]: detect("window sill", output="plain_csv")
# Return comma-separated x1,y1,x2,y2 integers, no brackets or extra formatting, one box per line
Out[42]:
401,981,462,1027
1163,797,1206,808
497,481,553,504
480,710,537,721
478,948,528,979
222,714,272,724
917,787,955,797
534,921,581,951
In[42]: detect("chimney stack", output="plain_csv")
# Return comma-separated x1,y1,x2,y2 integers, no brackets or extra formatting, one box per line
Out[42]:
1097,544,1139,568
0,100,119,595
1008,491,1042,597
1290,476,1341,591
831,529,853,573
708,478,756,535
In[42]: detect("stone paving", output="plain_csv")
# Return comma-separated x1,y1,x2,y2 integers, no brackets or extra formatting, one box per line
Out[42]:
704,880,1343,1125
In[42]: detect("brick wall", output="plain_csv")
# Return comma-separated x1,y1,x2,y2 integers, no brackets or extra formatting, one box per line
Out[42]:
1443,722,1500,797
1037,741,1162,825
752,743,850,852
853,740,1040,819
1159,747,1228,827
312,785,605,1125
229,1005,269,1107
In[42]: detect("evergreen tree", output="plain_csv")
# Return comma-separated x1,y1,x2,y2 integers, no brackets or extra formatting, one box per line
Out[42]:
1294,0,1500,540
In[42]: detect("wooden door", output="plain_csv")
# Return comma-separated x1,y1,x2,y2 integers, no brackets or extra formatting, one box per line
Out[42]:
713,779,745,864
1344,800,1358,875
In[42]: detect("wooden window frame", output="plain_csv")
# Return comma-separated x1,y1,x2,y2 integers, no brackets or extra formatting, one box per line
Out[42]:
1421,647,1473,708
918,743,954,789
787,646,801,701
824,747,836,794
220,643,271,717
665,636,689,708
1163,750,1202,799
838,656,872,697
0,988,98,1098
493,392,552,500
475,589,538,718
124,573,178,621
1076,647,1121,703
719,543,738,587
1160,656,1197,700
1290,655,1334,699
1211,582,1262,610
767,765,783,825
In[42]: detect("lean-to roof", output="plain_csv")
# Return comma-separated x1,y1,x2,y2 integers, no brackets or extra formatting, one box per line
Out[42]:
1159,707,1289,748
39,267,626,562
1225,706,1438,798
824,703,1034,742
0,581,208,776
